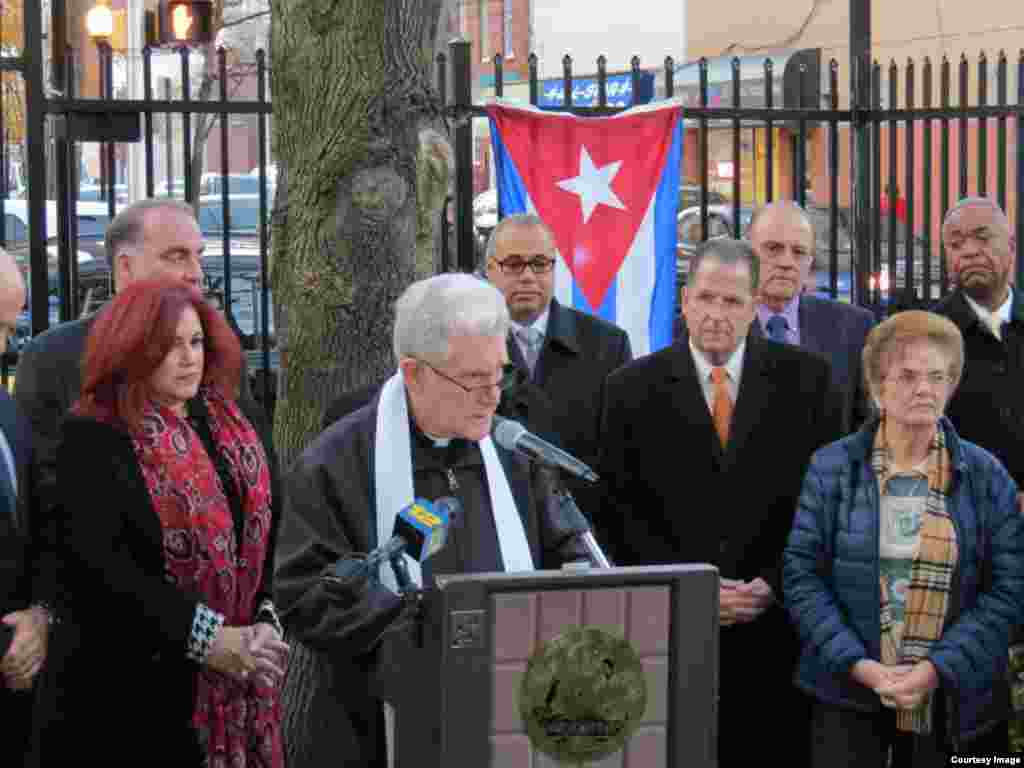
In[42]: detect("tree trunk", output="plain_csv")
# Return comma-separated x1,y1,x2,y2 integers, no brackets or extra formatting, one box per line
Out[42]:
269,1,448,763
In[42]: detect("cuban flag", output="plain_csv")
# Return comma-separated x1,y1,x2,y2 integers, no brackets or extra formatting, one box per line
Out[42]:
486,100,682,356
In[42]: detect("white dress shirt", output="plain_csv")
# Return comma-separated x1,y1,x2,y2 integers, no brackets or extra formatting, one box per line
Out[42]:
0,426,17,497
964,288,1013,340
689,339,746,414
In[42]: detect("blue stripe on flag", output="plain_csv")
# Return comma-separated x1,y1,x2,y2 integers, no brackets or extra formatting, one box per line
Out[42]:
649,119,683,351
490,119,528,216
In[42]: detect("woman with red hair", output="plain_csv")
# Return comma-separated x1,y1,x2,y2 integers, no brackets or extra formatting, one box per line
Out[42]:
46,279,288,767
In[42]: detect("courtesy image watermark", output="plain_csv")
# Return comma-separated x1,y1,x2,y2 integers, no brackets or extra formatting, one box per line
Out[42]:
949,757,1023,766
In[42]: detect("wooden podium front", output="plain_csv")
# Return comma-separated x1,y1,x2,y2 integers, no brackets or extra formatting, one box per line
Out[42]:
375,565,718,768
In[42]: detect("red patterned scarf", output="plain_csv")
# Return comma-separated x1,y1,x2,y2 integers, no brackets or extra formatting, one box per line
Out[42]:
131,387,282,768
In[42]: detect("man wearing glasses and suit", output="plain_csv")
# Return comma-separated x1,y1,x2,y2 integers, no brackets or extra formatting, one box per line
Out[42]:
483,214,633,522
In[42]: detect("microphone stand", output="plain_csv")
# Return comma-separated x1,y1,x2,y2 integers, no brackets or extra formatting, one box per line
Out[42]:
554,488,613,569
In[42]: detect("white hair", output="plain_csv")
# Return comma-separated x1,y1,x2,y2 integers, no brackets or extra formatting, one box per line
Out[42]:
393,273,510,365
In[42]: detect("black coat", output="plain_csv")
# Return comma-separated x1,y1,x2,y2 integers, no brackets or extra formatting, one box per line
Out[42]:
0,391,52,768
596,333,842,764
934,288,1024,486
752,294,876,434
31,411,281,767
508,299,632,519
13,315,279,525
274,397,588,768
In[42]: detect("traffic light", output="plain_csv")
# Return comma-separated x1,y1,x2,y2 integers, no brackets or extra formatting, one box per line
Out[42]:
157,0,214,45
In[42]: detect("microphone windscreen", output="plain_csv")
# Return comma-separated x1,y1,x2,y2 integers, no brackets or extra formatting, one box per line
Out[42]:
492,416,526,451
434,496,463,530
394,498,450,563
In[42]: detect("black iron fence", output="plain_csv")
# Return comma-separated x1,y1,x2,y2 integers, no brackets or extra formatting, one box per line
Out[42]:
441,43,1023,315
1,27,1022,416
0,41,276,409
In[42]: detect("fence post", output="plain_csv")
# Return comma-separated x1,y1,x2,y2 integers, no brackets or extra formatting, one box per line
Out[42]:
849,0,872,308
450,39,475,273
24,0,48,334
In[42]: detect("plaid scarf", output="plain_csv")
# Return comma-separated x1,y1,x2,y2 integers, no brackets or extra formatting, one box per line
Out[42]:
873,417,958,734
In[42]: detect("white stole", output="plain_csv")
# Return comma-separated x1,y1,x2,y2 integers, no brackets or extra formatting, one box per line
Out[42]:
373,371,535,593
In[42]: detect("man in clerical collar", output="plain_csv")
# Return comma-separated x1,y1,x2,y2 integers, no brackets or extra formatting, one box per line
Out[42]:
274,273,586,768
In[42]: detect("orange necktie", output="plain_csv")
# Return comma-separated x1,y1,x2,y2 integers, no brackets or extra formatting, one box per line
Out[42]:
711,367,733,448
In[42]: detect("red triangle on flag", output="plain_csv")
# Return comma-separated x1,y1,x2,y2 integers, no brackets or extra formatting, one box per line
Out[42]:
487,104,679,309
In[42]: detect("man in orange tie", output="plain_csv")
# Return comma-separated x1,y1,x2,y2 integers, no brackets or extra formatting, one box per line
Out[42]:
596,237,842,768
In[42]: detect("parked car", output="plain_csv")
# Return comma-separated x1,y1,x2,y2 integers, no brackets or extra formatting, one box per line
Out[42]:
78,183,128,204
678,184,728,212
156,178,186,198
676,204,754,281
473,188,498,260
0,199,119,267
200,173,272,197
675,202,939,305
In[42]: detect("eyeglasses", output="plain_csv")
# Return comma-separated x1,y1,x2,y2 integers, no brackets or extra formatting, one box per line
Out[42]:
886,370,952,389
418,359,519,395
492,257,556,276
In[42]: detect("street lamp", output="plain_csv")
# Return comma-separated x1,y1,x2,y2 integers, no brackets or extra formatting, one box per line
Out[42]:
85,1,114,42
87,0,115,219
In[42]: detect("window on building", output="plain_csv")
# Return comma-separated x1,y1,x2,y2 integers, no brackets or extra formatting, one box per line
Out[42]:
479,0,489,61
503,0,513,59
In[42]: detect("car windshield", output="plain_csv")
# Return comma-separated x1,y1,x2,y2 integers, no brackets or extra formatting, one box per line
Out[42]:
77,214,111,239
204,176,263,195
199,199,262,234
203,270,274,338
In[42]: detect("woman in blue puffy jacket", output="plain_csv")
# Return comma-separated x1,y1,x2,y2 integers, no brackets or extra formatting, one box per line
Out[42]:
783,310,1024,767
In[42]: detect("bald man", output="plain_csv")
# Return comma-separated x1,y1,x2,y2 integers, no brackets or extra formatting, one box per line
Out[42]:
935,197,1023,483
0,249,55,767
747,201,876,433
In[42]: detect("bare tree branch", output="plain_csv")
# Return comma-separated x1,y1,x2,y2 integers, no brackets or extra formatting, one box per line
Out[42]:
222,10,269,29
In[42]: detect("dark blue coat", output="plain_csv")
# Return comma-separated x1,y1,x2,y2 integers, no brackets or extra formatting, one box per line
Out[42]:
783,417,1024,745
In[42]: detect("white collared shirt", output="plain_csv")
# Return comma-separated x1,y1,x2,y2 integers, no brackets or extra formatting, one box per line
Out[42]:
964,288,1013,339
510,308,550,361
689,339,746,414
0,427,16,497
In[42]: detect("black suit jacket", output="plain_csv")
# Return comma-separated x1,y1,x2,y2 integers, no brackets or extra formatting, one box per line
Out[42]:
0,390,36,652
508,299,632,517
0,390,54,768
596,333,842,758
753,294,875,433
934,288,1024,486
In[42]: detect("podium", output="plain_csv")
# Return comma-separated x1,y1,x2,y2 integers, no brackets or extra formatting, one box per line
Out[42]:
375,564,718,768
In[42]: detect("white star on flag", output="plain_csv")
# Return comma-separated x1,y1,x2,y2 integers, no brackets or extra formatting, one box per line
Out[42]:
556,146,626,224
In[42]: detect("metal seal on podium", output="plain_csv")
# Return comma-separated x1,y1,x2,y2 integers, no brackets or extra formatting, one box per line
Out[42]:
519,626,646,765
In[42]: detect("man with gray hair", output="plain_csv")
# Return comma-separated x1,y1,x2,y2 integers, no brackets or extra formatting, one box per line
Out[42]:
598,238,841,768
746,200,875,433
934,197,1023,750
0,246,57,768
14,197,273,525
274,273,587,767
934,196,1023,483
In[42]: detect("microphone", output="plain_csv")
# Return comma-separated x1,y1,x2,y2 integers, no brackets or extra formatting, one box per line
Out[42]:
332,499,451,589
492,416,600,484
549,488,613,569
